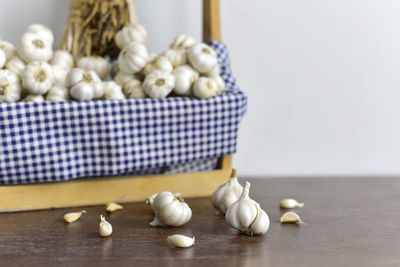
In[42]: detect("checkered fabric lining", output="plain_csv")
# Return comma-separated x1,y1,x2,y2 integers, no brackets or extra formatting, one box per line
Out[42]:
0,41,247,184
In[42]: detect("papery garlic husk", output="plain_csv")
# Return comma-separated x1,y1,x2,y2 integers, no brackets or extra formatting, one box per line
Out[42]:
106,202,124,213
280,211,303,224
22,94,45,102
279,199,304,209
148,192,192,227
225,182,270,235
167,234,195,248
63,210,86,223
211,168,243,214
99,215,113,237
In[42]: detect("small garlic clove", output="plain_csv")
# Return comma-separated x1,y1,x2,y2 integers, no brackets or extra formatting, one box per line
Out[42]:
99,215,113,237
280,211,303,224
279,199,304,209
106,202,124,213
167,234,195,248
63,210,86,223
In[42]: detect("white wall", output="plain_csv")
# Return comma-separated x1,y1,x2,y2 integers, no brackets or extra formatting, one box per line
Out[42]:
1,0,400,176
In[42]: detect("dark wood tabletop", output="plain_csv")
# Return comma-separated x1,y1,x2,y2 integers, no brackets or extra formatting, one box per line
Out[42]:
1,177,400,267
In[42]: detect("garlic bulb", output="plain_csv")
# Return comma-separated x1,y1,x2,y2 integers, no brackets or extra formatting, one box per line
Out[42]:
192,77,218,99
115,24,147,49
170,34,196,50
65,68,101,88
188,43,218,74
280,211,303,224
63,210,86,223
52,65,69,85
106,202,124,213
77,56,110,80
22,62,54,95
143,70,175,99
22,94,45,102
70,83,95,101
225,182,270,236
162,48,187,67
118,42,149,74
26,24,54,44
148,191,192,227
172,64,199,96
18,32,53,63
99,215,113,237
167,234,195,248
123,79,146,99
114,69,136,87
0,70,21,102
143,56,173,76
103,81,125,100
279,199,304,209
0,50,5,69
66,68,101,101
0,40,16,61
46,84,69,102
211,168,243,214
51,50,74,69
5,56,26,75
210,75,225,94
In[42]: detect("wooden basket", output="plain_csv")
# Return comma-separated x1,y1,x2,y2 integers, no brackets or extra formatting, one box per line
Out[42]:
0,0,232,213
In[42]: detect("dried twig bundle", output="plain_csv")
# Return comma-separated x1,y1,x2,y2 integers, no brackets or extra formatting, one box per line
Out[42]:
60,0,137,60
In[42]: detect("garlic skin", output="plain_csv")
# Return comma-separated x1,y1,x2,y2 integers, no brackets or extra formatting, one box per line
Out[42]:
149,191,192,227
118,42,149,74
211,168,243,214
173,65,199,96
0,40,16,61
106,202,124,213
162,48,187,67
5,56,26,76
188,43,218,74
280,211,303,224
143,56,173,76
170,34,196,50
115,24,148,49
167,234,195,248
0,70,22,102
114,69,136,87
103,81,125,100
63,210,86,223
123,79,146,99
192,77,218,99
18,32,53,63
22,62,54,95
279,199,304,209
46,84,69,102
22,94,45,102
77,56,110,80
143,70,175,99
51,50,74,69
0,50,5,69
99,215,113,237
26,24,54,44
225,182,270,236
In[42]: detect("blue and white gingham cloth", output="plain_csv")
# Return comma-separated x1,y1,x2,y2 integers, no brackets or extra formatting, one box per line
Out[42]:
0,41,247,184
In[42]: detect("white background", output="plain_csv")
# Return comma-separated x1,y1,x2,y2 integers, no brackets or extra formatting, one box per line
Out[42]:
1,0,400,177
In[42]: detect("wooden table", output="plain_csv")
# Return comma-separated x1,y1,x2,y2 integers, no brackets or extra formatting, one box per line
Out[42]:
1,177,399,266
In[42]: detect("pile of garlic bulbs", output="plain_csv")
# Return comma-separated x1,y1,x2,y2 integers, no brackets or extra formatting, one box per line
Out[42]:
0,23,225,103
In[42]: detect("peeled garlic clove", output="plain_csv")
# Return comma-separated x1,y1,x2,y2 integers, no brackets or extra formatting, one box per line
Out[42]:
280,211,303,223
99,215,113,237
279,198,304,209
106,202,124,213
211,168,243,214
63,210,86,223
167,234,195,248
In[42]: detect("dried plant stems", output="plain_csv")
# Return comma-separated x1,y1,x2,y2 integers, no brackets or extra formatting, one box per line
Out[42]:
60,0,137,60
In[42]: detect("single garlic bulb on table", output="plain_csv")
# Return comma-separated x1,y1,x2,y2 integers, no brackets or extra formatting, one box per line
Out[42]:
225,182,270,236
211,168,243,214
147,191,192,227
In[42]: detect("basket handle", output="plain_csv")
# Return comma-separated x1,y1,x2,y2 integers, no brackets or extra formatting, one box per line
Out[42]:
203,0,221,41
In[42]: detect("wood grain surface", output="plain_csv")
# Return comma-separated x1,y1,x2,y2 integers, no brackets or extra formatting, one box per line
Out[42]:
1,177,399,267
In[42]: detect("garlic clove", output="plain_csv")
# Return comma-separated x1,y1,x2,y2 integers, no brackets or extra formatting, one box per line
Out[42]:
280,211,303,224
106,202,124,213
167,234,195,248
99,215,113,237
63,210,86,223
279,198,304,209
250,205,270,235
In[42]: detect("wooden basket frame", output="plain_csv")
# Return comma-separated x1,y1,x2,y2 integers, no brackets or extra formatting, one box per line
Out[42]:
0,0,232,212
